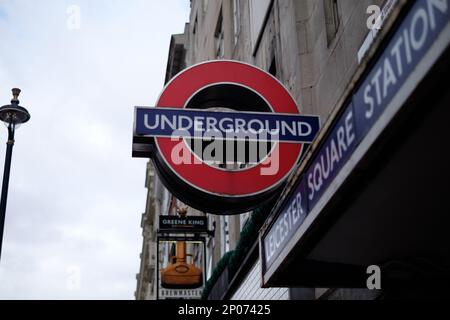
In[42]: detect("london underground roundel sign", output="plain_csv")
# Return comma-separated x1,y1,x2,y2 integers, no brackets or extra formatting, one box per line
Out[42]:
133,60,319,214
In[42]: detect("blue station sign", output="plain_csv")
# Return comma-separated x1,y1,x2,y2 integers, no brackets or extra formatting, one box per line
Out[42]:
135,107,320,143
262,0,450,272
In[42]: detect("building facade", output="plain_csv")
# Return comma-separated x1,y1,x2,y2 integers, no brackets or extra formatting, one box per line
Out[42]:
136,0,450,300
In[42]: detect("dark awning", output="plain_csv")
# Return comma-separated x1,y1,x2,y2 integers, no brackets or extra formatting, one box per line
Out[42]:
260,0,450,290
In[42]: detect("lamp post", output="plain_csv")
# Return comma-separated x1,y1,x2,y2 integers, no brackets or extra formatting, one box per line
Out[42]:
0,88,30,261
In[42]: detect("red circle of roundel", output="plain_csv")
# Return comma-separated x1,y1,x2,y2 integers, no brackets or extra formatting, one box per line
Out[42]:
155,60,303,197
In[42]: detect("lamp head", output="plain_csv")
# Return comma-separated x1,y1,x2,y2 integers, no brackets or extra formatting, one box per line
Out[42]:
0,88,30,126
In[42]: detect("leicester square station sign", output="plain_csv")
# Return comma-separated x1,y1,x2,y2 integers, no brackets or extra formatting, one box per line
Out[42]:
261,0,450,280
132,60,320,214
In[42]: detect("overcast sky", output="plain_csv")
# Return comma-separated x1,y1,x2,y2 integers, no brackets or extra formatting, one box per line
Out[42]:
0,0,189,299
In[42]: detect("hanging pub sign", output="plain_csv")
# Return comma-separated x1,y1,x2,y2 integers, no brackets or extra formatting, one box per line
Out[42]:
132,60,320,214
157,238,206,300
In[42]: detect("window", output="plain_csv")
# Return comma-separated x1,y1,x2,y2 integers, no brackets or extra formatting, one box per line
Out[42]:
269,56,277,78
249,0,272,54
207,249,213,279
220,216,230,255
324,0,340,45
233,0,241,45
215,9,224,59
206,217,215,278
193,15,198,34
239,212,251,231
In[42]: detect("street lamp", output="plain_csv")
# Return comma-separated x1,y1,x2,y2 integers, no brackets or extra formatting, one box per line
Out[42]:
0,88,30,261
